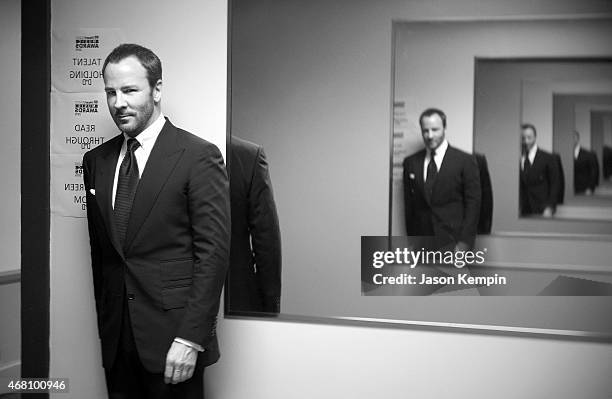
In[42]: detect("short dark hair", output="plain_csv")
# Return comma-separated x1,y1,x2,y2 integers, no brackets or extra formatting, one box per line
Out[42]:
521,123,537,136
102,43,162,88
419,108,447,128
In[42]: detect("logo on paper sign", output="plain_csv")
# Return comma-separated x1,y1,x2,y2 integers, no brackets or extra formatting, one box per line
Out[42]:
75,35,100,51
74,100,99,116
74,163,83,177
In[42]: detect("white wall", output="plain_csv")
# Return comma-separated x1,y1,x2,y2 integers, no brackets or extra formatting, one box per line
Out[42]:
209,318,612,399
0,0,21,387
0,282,21,393
50,0,227,397
0,0,21,273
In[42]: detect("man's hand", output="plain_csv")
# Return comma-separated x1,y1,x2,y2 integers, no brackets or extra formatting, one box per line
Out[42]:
542,207,553,218
164,341,197,384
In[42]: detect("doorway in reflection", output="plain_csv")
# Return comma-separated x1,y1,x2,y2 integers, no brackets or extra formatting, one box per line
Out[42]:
474,57,612,231
553,93,612,220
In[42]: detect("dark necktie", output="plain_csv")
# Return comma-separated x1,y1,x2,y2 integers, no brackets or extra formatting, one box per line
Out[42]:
425,150,437,201
114,138,140,249
523,156,531,173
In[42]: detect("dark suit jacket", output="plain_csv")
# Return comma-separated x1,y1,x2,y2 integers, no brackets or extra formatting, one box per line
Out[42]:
574,147,599,194
403,145,481,249
519,148,560,215
82,118,230,373
474,153,493,234
553,153,565,205
228,137,281,313
604,145,612,180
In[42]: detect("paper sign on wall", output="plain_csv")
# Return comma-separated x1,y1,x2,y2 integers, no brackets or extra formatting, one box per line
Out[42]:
51,28,124,93
51,91,119,155
51,154,88,218
51,28,124,217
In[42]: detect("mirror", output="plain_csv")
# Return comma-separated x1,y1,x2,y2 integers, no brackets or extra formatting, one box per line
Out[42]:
553,93,612,218
229,4,612,338
485,59,612,222
472,58,612,233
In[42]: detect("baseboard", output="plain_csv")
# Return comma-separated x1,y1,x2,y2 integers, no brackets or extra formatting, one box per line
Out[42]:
0,270,20,286
0,361,21,394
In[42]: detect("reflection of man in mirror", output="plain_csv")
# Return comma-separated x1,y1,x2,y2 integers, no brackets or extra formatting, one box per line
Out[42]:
229,137,282,313
519,123,560,217
402,108,481,251
573,131,599,195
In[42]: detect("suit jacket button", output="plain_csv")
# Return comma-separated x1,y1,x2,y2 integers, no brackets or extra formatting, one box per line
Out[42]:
128,294,135,300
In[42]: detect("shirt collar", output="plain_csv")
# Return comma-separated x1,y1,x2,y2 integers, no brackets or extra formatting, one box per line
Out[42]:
528,144,538,161
123,112,166,150
428,139,448,159
522,144,537,161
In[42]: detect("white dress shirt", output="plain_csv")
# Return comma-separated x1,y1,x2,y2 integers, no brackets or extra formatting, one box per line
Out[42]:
521,144,538,171
112,112,166,208
423,139,448,181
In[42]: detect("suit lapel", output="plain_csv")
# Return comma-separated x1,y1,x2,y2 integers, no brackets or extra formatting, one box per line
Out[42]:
521,150,537,182
429,145,456,202
94,134,125,258
412,151,429,205
123,120,185,253
415,151,426,190
530,149,543,176
435,146,454,186
520,158,526,182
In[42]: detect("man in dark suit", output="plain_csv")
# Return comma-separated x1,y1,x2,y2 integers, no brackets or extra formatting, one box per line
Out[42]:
82,44,230,398
519,123,560,217
228,137,281,313
604,145,612,180
573,131,599,195
403,108,481,250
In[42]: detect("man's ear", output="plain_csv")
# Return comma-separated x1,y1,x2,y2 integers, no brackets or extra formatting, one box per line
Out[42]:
153,79,162,103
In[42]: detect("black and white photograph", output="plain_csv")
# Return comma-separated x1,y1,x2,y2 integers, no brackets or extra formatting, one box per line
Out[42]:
4,0,612,398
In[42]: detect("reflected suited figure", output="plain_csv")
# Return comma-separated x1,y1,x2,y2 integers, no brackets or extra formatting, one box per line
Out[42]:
474,153,493,234
553,152,565,205
573,131,599,195
229,137,281,313
519,123,560,217
604,145,612,180
403,108,481,250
